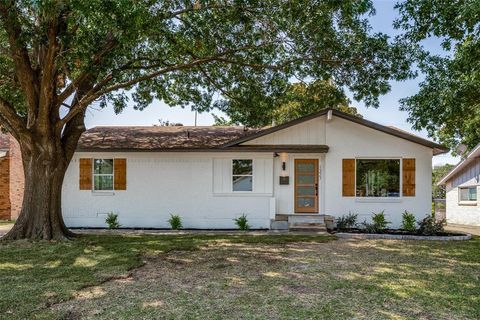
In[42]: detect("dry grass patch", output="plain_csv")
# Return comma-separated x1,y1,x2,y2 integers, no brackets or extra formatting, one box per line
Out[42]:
52,238,480,320
0,234,333,319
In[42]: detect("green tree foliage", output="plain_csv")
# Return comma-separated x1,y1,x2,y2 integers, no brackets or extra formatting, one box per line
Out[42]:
221,80,361,127
395,0,480,154
432,164,455,199
0,0,413,239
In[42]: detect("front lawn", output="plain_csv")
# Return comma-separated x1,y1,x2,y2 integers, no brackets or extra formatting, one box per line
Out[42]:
0,234,333,319
1,234,479,319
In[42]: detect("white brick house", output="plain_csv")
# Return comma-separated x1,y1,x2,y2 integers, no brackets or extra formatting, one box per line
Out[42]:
62,109,448,230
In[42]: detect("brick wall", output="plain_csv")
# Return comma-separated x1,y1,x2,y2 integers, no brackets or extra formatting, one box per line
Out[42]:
0,152,11,220
9,135,24,220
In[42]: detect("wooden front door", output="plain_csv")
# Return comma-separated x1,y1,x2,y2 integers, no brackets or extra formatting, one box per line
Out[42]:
294,159,319,213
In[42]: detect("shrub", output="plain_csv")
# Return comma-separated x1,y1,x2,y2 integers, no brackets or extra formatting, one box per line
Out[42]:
234,214,250,231
371,211,390,232
168,214,183,230
105,212,120,229
360,211,390,233
335,212,358,230
417,215,444,235
401,211,417,232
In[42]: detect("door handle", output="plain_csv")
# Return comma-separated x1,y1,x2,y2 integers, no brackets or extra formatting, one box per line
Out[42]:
315,183,318,196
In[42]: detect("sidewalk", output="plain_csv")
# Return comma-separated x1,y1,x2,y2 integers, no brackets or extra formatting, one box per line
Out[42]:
445,224,480,236
0,223,13,237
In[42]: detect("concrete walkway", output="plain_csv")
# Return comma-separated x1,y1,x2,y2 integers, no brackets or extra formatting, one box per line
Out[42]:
0,223,13,237
445,224,480,236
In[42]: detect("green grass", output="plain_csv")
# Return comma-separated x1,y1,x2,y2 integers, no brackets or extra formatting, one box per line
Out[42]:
0,220,14,226
0,234,333,319
1,234,480,319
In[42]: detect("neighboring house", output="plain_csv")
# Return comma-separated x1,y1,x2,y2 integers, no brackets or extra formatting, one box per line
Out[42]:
62,109,448,230
0,133,24,220
438,143,480,227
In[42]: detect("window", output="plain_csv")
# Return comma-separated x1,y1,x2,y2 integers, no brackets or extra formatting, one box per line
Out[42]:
232,159,253,192
459,187,477,202
356,159,400,197
93,159,114,191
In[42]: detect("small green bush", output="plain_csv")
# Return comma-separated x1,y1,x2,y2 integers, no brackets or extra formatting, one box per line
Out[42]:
105,212,121,229
336,212,358,230
372,211,390,232
361,211,390,233
168,214,183,230
234,214,250,231
417,215,444,235
401,211,417,232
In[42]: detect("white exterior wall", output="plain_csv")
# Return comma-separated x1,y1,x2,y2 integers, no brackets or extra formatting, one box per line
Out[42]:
322,117,433,228
446,186,480,226
63,152,274,229
63,114,435,229
245,118,326,145
445,160,480,226
243,115,433,228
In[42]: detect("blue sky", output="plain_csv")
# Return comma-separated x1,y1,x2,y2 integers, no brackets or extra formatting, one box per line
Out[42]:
84,0,459,166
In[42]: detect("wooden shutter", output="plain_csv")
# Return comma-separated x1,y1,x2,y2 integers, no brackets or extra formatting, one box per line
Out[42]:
79,158,92,190
402,158,416,196
342,159,355,197
114,158,127,190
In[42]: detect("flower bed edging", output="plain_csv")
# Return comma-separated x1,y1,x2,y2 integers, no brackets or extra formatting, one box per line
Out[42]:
335,232,472,241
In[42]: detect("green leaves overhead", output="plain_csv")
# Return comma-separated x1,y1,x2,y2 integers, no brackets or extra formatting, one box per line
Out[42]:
395,0,480,154
218,80,361,127
0,0,413,128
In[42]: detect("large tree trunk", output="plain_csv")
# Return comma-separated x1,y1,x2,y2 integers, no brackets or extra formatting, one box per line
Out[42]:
4,140,76,240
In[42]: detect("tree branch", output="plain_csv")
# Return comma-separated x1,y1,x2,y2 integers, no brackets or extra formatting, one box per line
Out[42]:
59,44,269,127
0,1,39,126
56,32,118,107
0,96,28,139
38,13,63,127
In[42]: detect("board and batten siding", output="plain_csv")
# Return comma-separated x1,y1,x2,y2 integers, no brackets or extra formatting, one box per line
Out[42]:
242,117,326,145
445,158,480,226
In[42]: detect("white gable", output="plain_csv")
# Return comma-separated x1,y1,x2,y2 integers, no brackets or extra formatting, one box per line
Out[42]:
241,116,326,145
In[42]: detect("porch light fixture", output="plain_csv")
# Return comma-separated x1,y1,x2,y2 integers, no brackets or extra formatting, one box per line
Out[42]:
279,152,288,177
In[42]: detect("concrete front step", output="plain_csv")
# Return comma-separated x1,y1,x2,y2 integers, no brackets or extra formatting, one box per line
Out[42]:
290,222,326,228
289,226,328,232
270,220,289,230
288,215,326,225
271,214,330,232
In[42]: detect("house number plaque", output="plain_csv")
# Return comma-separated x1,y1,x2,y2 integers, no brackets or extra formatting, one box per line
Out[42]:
279,176,290,185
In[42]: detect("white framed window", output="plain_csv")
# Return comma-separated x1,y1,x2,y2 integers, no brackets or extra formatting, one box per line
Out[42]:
355,159,400,198
232,159,253,192
459,186,477,203
93,159,114,191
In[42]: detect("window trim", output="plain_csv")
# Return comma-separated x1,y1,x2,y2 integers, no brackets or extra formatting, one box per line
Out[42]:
354,157,402,199
232,159,254,193
92,158,115,192
458,186,477,205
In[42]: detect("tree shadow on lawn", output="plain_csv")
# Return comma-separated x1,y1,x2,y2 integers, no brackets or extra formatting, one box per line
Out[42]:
0,234,333,319
45,236,480,320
